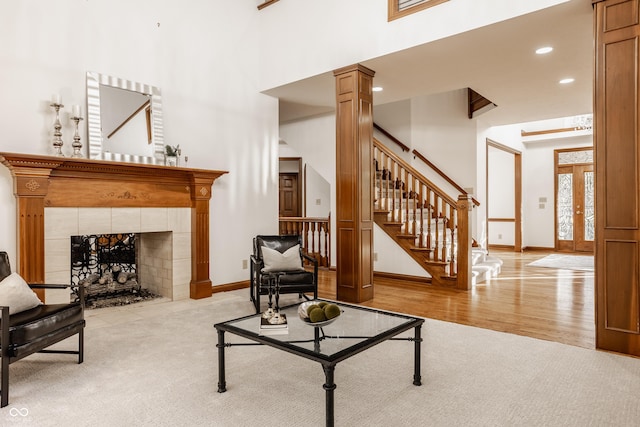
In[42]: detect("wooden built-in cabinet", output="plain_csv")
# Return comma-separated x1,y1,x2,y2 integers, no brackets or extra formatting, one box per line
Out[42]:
593,0,640,356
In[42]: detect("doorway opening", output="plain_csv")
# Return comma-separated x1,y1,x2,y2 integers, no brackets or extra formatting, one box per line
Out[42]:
486,139,522,252
279,157,302,217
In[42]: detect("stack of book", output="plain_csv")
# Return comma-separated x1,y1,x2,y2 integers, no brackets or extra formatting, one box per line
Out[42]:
259,313,288,335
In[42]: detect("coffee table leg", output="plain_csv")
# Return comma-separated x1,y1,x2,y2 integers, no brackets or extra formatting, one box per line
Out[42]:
413,324,422,386
217,329,227,393
322,364,336,427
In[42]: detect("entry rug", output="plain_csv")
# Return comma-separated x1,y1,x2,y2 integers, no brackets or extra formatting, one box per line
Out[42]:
527,254,594,271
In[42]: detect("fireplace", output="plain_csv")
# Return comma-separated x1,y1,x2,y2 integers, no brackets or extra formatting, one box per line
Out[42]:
0,152,227,303
44,206,192,304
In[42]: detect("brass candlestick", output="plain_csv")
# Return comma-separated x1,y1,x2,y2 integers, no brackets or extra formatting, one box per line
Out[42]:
50,102,65,156
70,116,84,158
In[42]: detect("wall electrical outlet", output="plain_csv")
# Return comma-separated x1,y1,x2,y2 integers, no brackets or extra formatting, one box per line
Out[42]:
374,252,378,262
498,234,502,240
242,259,248,269
316,198,322,205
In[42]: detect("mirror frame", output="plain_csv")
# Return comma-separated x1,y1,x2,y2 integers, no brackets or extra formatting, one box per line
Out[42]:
86,71,164,164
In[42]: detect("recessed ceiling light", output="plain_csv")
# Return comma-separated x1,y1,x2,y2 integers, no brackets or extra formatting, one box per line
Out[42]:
536,46,553,54
372,86,383,92
559,78,575,84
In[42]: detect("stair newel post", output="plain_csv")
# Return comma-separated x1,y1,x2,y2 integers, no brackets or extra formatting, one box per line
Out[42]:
456,194,473,290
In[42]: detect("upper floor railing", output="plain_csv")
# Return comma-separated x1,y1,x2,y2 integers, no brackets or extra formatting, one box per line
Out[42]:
279,216,330,267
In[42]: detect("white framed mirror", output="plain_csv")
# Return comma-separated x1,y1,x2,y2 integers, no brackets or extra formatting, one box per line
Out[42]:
86,71,164,164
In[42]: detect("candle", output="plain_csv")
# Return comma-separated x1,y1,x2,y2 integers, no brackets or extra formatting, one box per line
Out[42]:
51,94,61,104
71,105,81,118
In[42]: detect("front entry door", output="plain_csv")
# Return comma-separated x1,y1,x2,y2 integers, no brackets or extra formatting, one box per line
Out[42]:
556,151,594,253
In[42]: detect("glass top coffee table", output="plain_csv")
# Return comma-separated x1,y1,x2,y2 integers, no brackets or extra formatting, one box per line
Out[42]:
214,299,424,427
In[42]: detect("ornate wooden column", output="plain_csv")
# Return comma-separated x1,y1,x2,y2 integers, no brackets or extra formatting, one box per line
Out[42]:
593,0,640,356
9,159,61,301
333,64,375,303
190,173,215,299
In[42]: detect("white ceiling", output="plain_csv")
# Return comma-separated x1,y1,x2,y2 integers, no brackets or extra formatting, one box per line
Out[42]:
266,0,593,129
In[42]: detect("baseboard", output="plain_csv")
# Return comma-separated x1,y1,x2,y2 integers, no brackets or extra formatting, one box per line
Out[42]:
212,280,249,294
522,246,555,252
488,244,514,250
373,271,431,284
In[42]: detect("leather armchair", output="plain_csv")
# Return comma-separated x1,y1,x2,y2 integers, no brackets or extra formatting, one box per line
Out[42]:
0,251,85,408
250,235,318,313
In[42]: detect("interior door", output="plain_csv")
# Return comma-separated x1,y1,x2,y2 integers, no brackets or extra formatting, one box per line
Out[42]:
556,161,594,253
279,173,300,217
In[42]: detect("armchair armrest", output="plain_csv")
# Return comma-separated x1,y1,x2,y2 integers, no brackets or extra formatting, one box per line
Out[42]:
301,253,319,267
29,283,85,306
29,283,78,289
301,253,319,276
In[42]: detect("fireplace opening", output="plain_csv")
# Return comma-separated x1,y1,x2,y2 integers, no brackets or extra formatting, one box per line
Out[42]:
71,233,161,308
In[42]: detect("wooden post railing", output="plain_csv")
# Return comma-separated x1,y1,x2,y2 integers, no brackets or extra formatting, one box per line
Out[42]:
374,138,473,288
279,216,330,267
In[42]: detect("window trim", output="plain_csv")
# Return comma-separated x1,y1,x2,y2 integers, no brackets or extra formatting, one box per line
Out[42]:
388,0,449,21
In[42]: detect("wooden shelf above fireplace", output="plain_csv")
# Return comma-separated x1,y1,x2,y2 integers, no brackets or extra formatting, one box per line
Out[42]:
0,152,228,301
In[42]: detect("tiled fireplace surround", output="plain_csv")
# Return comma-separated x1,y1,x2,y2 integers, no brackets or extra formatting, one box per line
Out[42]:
0,152,226,303
45,207,191,303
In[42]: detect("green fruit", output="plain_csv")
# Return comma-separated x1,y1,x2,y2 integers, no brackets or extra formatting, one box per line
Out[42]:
305,304,320,317
324,304,341,320
317,301,328,308
309,307,327,323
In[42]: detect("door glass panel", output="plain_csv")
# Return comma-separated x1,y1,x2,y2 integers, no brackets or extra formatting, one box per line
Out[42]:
557,173,573,240
584,171,594,241
558,150,593,165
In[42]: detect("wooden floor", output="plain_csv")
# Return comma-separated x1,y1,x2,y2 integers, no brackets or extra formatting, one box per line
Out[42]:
316,249,595,349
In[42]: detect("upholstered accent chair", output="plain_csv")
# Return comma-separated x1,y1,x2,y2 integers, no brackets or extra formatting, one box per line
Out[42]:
250,235,318,313
0,252,85,408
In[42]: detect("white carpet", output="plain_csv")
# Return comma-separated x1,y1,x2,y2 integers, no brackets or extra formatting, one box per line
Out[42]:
3,289,639,426
527,254,594,271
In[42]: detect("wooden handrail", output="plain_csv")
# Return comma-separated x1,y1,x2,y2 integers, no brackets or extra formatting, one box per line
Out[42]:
412,149,480,206
107,100,151,140
373,123,410,152
375,139,457,206
258,0,279,10
373,122,479,207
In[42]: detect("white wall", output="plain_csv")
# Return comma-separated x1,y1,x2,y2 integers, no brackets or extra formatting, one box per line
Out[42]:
280,114,337,266
0,1,277,285
305,166,331,218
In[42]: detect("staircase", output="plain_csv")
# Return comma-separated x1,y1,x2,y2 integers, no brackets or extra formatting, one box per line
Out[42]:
373,138,502,288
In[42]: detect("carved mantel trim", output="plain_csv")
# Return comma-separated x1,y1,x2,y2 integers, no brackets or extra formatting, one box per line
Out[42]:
0,152,227,300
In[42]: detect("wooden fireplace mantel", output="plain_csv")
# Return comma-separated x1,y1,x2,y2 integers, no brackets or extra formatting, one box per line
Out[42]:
0,152,227,300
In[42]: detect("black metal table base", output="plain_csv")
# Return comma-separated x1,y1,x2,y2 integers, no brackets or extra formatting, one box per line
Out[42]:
215,325,423,426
